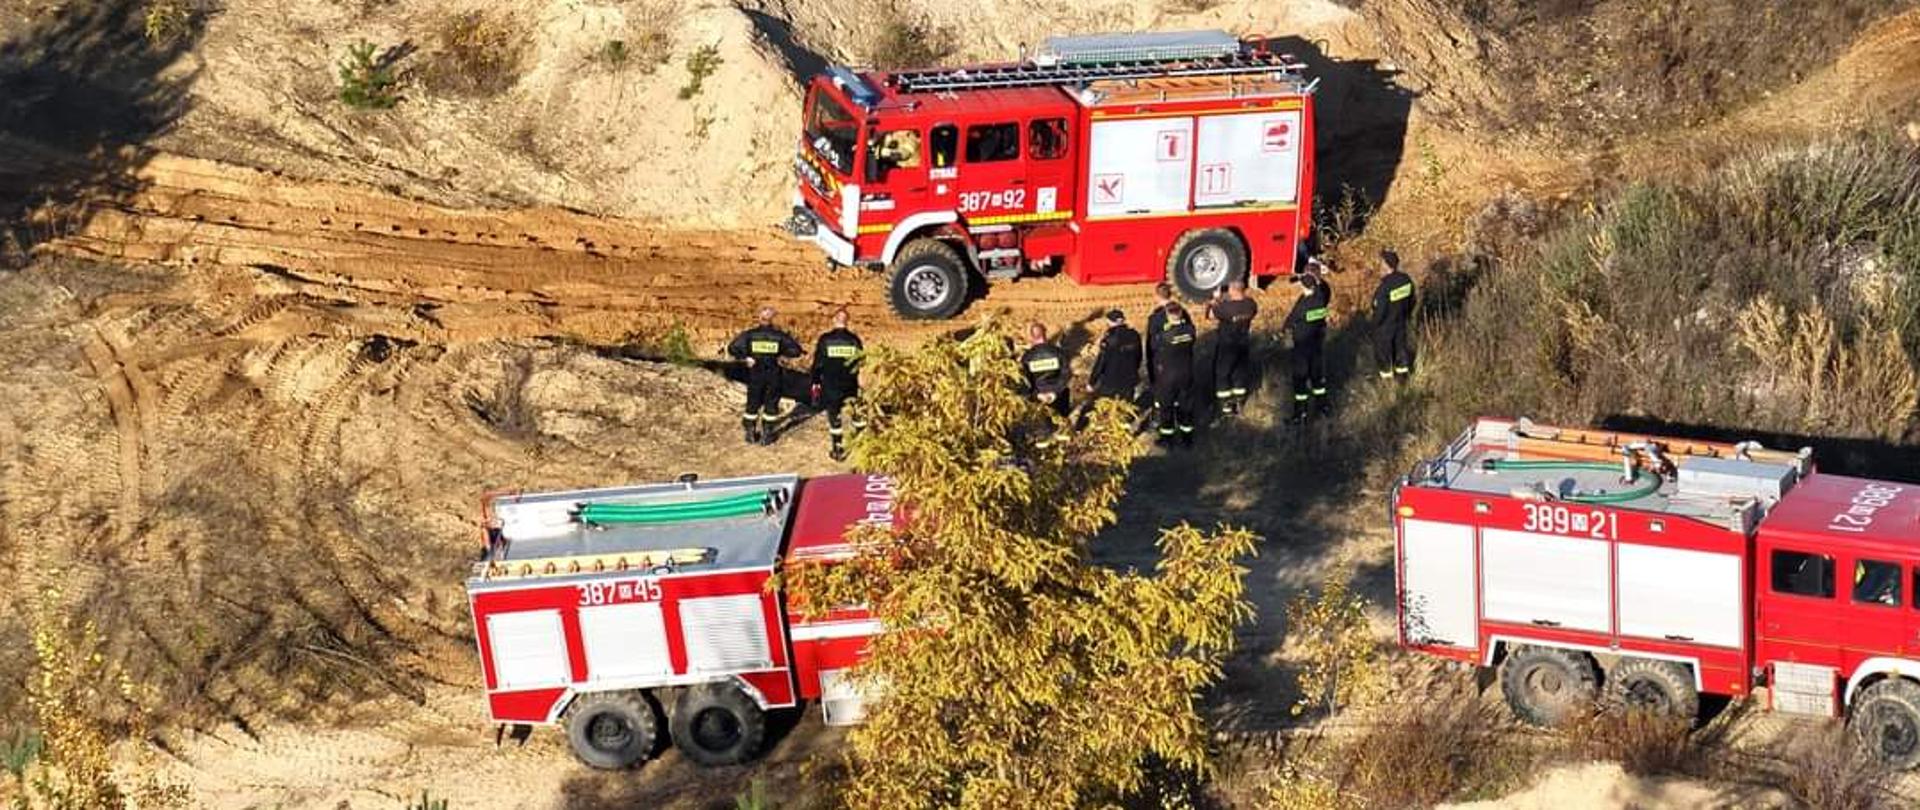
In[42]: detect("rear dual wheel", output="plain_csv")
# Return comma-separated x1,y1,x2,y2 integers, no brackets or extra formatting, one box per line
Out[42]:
886,239,971,320
670,682,769,768
1167,229,1248,301
563,691,663,770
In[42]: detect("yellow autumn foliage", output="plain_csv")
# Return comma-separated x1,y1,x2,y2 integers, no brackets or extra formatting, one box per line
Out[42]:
783,319,1256,810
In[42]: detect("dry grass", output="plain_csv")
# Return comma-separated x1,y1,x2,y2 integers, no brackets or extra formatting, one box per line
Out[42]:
1772,726,1899,810
865,14,953,71
1562,708,1700,777
1419,133,1920,446
422,10,526,97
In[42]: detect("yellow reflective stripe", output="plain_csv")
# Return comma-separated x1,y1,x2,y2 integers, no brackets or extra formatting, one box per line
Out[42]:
857,224,892,234
750,340,780,353
826,345,859,358
969,210,1074,226
1084,203,1296,222
1091,99,1303,119
1305,307,1328,322
1026,357,1062,373
1389,283,1413,302
1168,334,1193,344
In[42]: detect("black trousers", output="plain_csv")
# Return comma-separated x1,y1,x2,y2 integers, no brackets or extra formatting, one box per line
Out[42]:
821,387,861,434
1214,339,1253,398
1154,372,1193,435
745,372,783,419
1374,320,1413,378
1290,340,1327,404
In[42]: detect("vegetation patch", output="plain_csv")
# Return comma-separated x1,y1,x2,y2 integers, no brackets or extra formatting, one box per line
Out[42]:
422,10,527,98
677,44,723,100
338,39,402,109
865,15,954,71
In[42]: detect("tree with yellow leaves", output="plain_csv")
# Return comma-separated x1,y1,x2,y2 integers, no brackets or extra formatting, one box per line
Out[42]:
783,320,1257,809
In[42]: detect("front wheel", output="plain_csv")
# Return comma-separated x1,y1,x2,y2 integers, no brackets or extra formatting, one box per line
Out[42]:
1850,679,1920,770
670,682,769,767
1166,229,1248,302
886,239,971,320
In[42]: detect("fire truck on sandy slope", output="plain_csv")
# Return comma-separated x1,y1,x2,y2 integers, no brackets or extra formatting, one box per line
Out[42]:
466,472,894,769
1396,418,1920,767
785,30,1318,319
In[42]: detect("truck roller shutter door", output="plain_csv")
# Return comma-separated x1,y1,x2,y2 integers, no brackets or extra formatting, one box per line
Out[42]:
1616,544,1742,647
1401,518,1476,647
680,594,775,672
487,609,570,690
1481,529,1612,633
580,602,673,680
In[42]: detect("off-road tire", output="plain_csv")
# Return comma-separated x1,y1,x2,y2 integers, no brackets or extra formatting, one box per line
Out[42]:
670,682,768,768
1499,645,1600,726
1166,229,1248,301
1604,658,1700,722
563,690,663,770
1850,678,1920,770
886,239,971,320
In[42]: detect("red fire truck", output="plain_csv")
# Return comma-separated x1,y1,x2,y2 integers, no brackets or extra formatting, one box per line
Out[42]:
1395,418,1920,766
466,472,892,769
785,30,1318,319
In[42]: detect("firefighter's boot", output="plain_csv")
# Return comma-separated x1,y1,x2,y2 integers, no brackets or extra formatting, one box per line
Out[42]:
829,433,846,462
743,417,759,445
1290,396,1310,425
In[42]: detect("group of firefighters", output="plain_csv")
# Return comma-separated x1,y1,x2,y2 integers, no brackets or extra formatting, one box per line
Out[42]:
726,249,1417,458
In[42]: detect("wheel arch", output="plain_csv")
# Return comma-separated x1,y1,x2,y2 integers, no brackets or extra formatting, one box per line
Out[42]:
881,212,964,266
1847,659,1920,706
1483,635,1701,690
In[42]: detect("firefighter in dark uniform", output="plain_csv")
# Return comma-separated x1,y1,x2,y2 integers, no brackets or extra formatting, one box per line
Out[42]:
1020,322,1072,447
1208,279,1259,415
1284,272,1331,424
1151,303,1197,446
1077,309,1142,430
1370,249,1416,384
810,307,865,461
1140,282,1175,428
726,306,803,445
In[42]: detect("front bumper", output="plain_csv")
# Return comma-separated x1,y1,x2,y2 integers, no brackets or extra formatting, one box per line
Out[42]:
783,204,855,266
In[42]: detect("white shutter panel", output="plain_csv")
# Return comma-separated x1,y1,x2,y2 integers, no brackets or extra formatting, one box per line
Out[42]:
488,610,570,690
679,594,773,672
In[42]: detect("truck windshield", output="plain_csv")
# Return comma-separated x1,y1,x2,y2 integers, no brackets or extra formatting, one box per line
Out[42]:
805,89,859,176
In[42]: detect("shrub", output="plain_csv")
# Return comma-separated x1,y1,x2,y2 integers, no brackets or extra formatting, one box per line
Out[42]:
338,40,401,109
143,0,192,46
866,18,954,70
733,779,771,810
404,790,450,810
1285,566,1386,717
1774,726,1897,810
423,11,525,97
677,45,722,100
1562,707,1699,776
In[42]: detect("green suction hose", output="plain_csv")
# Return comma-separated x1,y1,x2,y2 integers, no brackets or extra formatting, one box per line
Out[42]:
577,490,772,525
1484,459,1664,504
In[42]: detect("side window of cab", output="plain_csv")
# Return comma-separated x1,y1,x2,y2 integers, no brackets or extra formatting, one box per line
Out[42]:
1771,548,1835,598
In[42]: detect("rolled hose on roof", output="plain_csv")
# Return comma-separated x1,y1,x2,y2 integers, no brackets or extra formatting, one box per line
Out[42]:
1483,459,1664,504
579,501,768,525
583,490,769,515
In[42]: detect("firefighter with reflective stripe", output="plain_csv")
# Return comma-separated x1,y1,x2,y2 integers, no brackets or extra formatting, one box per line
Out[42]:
810,307,865,461
1207,279,1258,415
1077,309,1141,430
1284,271,1331,424
726,306,803,445
1370,248,1416,384
1140,283,1175,428
1020,322,1072,448
1151,303,1197,446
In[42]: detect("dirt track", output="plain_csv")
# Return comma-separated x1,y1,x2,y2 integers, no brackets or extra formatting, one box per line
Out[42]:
37,153,1167,351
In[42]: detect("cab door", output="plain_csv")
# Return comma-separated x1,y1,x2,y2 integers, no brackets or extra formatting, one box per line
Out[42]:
953,120,1029,222
865,126,928,224
1757,543,1844,669
1838,554,1912,659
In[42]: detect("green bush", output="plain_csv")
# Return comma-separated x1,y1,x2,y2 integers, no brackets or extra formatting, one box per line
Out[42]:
338,40,400,109
677,45,722,100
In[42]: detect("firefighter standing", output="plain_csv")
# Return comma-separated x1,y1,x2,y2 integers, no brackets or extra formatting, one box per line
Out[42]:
810,307,865,461
1370,249,1416,384
1151,303,1197,446
1020,322,1072,447
727,306,803,445
1283,272,1331,424
1078,309,1142,430
1208,279,1258,415
1140,282,1175,427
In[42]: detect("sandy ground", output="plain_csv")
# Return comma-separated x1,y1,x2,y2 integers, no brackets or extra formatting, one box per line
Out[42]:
2,3,1919,809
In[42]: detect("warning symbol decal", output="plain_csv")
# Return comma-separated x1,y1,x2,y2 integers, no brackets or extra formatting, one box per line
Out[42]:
1093,174,1124,205
1262,120,1292,153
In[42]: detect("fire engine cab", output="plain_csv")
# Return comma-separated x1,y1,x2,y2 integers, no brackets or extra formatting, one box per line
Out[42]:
466,472,891,769
1396,418,1920,767
785,30,1318,319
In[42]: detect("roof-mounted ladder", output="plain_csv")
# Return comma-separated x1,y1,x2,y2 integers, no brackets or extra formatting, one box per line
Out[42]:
889,50,1305,94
